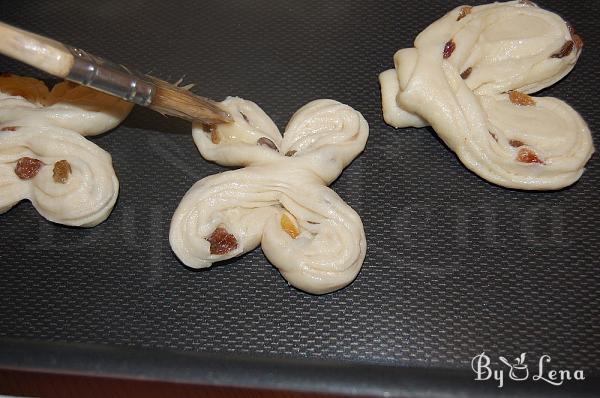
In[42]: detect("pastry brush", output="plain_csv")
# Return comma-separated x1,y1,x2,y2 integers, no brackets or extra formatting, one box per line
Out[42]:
0,21,232,124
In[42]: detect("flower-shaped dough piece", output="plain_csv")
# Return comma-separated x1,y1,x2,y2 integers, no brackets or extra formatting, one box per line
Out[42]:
171,98,368,294
379,1,594,190
0,75,131,226
0,74,133,135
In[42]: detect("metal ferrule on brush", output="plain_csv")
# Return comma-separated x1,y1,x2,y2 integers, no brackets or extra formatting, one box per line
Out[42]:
66,47,155,106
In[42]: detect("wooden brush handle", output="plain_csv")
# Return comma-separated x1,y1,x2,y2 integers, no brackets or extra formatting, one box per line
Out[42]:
0,21,231,124
0,21,74,77
0,21,158,108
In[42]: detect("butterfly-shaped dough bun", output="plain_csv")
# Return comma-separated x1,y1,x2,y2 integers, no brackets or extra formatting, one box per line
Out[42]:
170,98,368,294
0,74,132,226
380,1,593,190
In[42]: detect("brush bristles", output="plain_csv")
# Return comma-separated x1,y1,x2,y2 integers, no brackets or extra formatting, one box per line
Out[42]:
148,77,232,124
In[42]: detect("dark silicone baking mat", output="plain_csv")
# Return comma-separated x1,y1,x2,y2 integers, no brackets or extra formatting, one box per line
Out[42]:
0,1,598,396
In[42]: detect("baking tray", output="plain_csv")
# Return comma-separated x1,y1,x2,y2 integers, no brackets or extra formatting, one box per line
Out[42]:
0,1,598,396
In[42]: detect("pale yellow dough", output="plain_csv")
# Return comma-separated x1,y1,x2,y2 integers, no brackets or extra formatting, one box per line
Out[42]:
0,75,132,226
380,1,594,190
171,98,368,294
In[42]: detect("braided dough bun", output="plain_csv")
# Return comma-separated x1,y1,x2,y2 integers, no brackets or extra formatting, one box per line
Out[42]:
380,1,593,190
172,98,368,294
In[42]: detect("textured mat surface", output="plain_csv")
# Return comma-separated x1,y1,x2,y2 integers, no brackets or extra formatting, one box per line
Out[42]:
0,0,598,377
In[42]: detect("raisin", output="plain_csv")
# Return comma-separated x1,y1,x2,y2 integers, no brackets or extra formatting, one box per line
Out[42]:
53,160,72,184
280,214,300,239
489,131,498,142
200,123,218,143
508,91,535,106
1,126,17,131
551,41,574,58
516,148,543,164
573,34,583,50
257,137,278,151
457,6,472,21
202,124,220,144
239,111,250,123
509,139,525,148
443,40,456,59
15,157,43,179
285,150,297,157
460,67,473,79
211,129,220,144
565,24,583,50
206,227,238,255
